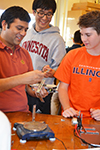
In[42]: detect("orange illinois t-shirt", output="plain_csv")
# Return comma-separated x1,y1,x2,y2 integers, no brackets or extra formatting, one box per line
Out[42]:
54,47,100,117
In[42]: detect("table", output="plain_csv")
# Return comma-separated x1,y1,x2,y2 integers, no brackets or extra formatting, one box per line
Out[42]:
5,112,100,150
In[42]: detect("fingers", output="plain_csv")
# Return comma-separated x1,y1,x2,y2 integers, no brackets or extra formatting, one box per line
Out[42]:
62,107,78,118
42,65,54,78
39,87,48,98
34,70,45,80
25,70,45,85
90,108,100,121
44,70,52,78
44,69,55,78
34,86,48,99
62,107,100,121
42,65,50,72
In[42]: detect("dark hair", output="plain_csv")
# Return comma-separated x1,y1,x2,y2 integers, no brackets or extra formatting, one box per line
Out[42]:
0,6,31,29
77,10,100,35
74,30,83,44
32,0,56,14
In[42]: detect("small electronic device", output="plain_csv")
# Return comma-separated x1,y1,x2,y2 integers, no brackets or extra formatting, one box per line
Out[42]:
72,117,78,125
36,79,45,93
13,121,55,141
31,83,57,93
13,105,55,142
74,111,100,146
30,79,57,103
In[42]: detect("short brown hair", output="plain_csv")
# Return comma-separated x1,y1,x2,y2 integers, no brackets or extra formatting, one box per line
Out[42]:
77,11,100,35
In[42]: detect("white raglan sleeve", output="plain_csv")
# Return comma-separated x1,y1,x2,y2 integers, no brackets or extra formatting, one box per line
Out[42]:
50,37,66,70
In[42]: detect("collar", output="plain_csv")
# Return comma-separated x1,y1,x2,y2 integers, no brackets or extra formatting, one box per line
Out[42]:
0,39,20,51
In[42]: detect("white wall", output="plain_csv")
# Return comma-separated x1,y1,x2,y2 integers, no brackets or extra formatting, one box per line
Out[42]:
0,0,80,44
0,0,80,12
68,0,80,10
54,0,68,41
0,0,33,13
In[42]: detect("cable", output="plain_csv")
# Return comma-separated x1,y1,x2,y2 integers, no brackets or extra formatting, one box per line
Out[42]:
74,124,100,148
55,137,67,150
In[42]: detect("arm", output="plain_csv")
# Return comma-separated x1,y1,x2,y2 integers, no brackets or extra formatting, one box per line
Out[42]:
26,85,48,98
0,70,45,93
58,82,78,118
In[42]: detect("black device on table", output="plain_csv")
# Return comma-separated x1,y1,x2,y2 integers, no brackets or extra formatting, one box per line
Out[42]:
13,105,55,141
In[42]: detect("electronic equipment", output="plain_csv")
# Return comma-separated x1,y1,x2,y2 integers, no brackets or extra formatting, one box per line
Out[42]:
13,105,55,142
30,80,57,103
13,121,55,141
30,83,57,94
74,111,100,147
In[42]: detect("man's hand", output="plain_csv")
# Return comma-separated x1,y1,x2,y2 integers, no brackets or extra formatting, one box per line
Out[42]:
62,107,79,118
42,65,55,78
34,86,48,99
90,108,100,121
26,85,48,103
22,70,45,85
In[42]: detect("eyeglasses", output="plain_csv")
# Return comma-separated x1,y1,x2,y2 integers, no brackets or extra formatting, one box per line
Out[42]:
35,10,53,19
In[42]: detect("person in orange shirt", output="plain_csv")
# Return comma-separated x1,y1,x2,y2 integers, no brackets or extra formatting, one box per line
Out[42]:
54,10,100,121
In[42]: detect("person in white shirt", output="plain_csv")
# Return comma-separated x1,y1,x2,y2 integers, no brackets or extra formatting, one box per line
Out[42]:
21,0,66,114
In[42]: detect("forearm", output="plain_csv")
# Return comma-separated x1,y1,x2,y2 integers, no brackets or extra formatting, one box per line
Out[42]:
0,74,24,92
58,82,79,118
25,85,36,97
58,82,70,111
0,70,44,93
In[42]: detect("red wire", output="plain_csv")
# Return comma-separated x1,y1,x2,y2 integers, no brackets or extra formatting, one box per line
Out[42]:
75,124,81,138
